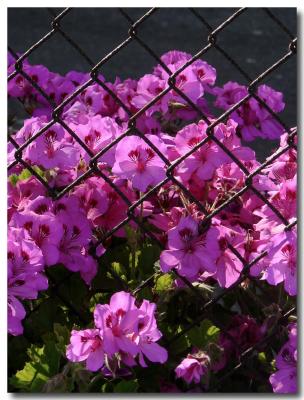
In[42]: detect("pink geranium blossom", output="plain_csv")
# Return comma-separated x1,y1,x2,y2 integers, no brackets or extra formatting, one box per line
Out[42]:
270,323,297,393
251,227,297,296
173,121,223,182
66,329,104,372
136,299,168,367
8,227,48,336
11,209,63,266
112,135,167,192
210,225,246,288
94,291,141,357
67,291,167,373
254,176,297,232
8,295,26,336
175,353,210,384
32,124,80,169
73,115,121,166
160,216,219,279
214,82,285,141
11,118,80,170
8,227,47,299
8,177,46,221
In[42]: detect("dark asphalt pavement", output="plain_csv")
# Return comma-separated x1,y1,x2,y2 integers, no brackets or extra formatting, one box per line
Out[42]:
8,8,297,159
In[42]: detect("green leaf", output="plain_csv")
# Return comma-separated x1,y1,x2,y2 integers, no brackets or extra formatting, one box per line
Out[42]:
23,297,67,341
100,382,113,393
169,326,190,354
8,336,30,375
29,341,61,376
10,362,49,392
114,379,139,393
137,243,161,276
155,273,173,293
124,225,139,247
136,286,153,301
258,352,267,363
56,273,88,311
186,319,220,348
111,262,127,281
18,168,32,181
8,174,19,186
10,341,61,392
53,323,71,353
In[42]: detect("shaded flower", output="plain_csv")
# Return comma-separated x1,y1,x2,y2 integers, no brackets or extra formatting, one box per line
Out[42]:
175,353,210,384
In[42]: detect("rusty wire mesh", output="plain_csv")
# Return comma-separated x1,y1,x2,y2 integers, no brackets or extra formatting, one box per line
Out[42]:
8,7,297,390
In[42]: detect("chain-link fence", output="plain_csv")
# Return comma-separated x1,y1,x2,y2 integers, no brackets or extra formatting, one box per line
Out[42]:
8,7,297,391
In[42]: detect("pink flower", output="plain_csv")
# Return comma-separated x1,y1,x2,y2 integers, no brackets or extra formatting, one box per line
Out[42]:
67,291,167,372
66,329,104,372
11,209,63,266
8,227,47,299
74,115,121,166
12,118,79,170
7,227,48,336
8,117,45,159
155,50,216,97
112,135,167,192
255,176,297,232
62,100,89,125
175,354,209,384
73,177,109,226
267,148,297,183
213,81,247,110
214,82,285,141
32,123,80,169
270,323,297,393
153,50,192,77
81,81,118,116
8,295,26,336
136,300,168,367
211,225,246,288
8,177,46,221
114,78,138,120
253,227,297,296
94,291,140,357
269,177,297,224
160,216,219,279
8,61,47,98
77,253,98,286
73,176,134,237
65,70,90,88
131,74,167,114
53,196,98,284
43,73,75,105
174,122,224,182
57,212,93,271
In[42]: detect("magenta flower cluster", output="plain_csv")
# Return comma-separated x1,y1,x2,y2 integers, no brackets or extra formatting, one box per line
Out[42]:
269,323,297,393
66,291,167,372
8,49,296,392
